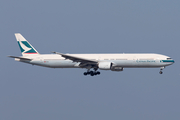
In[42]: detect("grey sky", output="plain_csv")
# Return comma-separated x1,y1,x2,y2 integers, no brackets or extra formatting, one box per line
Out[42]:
1,0,180,120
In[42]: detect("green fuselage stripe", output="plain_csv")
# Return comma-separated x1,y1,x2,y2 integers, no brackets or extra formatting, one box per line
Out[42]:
161,60,174,63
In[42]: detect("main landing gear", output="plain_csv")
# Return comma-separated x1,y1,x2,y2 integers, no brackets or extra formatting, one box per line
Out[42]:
159,67,165,74
84,71,100,76
84,67,100,76
84,68,101,76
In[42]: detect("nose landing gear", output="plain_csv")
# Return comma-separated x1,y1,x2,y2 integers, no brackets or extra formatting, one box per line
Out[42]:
159,67,165,74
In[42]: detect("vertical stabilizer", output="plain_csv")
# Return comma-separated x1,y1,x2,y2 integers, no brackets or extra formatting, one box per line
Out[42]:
15,33,39,56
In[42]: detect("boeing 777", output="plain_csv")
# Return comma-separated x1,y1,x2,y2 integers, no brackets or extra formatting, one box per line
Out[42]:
8,33,174,76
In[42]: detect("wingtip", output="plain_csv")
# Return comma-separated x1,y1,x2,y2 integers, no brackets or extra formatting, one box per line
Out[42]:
7,55,14,58
14,33,21,35
51,51,56,54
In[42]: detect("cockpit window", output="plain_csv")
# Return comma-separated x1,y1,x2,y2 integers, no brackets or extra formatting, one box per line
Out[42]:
167,58,172,60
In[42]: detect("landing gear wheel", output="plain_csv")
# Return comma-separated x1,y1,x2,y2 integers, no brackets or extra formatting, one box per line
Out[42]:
91,73,94,76
84,72,87,75
96,71,100,75
90,71,93,74
159,71,163,74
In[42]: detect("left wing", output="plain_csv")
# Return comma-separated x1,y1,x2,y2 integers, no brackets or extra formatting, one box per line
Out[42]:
52,51,98,67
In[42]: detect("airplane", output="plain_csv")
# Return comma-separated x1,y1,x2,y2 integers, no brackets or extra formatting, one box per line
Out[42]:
8,33,174,76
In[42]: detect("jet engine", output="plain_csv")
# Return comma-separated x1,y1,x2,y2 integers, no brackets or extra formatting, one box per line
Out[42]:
98,62,123,71
98,62,112,70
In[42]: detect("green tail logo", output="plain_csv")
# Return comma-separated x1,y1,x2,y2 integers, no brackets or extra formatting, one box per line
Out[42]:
18,40,38,54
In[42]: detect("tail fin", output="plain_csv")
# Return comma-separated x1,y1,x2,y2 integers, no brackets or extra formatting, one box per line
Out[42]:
15,33,39,56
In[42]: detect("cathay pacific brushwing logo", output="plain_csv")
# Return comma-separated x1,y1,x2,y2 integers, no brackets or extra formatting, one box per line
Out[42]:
19,40,32,53
18,40,37,54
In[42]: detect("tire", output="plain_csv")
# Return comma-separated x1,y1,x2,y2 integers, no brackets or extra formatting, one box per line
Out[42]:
91,73,94,76
97,71,100,75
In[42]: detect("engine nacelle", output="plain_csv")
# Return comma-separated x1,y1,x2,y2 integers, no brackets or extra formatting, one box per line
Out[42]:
98,62,112,70
98,62,124,71
111,66,123,71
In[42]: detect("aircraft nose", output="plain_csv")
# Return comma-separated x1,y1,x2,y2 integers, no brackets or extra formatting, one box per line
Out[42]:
166,57,175,64
169,59,175,65
162,58,175,65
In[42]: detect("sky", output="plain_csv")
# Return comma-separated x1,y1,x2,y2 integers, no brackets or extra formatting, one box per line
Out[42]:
1,0,180,120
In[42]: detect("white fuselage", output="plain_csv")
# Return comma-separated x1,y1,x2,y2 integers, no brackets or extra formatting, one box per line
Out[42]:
10,33,174,75
16,53,174,69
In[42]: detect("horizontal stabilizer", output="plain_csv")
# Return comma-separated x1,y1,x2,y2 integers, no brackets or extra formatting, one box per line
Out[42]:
8,56,32,61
